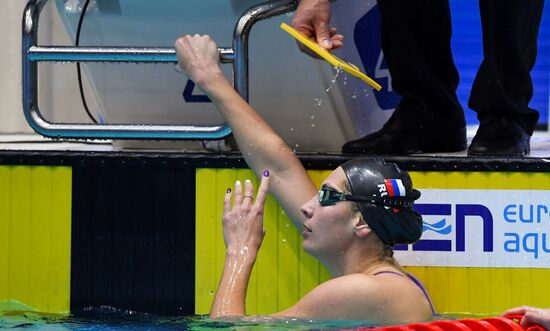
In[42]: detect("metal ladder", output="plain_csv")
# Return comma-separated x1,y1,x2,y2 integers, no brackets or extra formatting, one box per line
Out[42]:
22,0,297,140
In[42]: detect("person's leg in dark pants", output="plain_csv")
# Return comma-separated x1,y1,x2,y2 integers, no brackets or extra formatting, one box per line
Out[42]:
343,0,466,154
468,0,544,156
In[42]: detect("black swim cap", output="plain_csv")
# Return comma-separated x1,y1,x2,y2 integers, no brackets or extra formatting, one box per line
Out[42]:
341,158,423,247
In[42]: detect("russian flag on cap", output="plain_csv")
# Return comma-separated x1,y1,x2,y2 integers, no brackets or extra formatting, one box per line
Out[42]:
384,179,406,197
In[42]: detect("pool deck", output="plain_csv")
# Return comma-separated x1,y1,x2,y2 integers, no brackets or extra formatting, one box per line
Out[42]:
0,128,549,172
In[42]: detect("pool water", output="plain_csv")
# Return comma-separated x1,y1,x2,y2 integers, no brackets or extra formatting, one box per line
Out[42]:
0,307,489,331
0,307,383,331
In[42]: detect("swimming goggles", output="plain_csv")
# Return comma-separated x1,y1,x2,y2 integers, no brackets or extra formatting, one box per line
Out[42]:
318,185,416,209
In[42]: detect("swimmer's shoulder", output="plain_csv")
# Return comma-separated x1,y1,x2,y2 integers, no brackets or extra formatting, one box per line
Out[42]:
321,272,432,322
272,274,394,320
363,271,435,322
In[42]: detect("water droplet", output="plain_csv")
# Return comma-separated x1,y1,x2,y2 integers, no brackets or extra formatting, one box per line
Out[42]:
325,67,342,92
64,0,83,13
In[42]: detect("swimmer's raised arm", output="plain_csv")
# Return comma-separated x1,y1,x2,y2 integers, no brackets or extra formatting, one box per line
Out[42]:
175,34,316,227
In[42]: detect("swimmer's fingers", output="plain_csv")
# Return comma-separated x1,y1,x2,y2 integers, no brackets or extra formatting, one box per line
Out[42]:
233,180,243,207
223,188,232,219
502,306,550,329
253,171,270,213
521,309,550,329
242,179,255,210
174,34,222,89
502,306,534,316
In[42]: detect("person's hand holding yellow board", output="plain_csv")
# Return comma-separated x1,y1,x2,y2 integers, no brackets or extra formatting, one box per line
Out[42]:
281,23,382,91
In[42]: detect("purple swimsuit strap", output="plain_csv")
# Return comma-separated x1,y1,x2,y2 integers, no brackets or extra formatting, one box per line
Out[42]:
374,271,437,316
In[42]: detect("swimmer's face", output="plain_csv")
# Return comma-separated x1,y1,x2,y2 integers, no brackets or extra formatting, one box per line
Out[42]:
300,167,361,259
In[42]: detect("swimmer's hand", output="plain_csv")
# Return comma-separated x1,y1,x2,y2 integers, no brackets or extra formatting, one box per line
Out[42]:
502,306,550,330
222,171,270,259
210,171,270,319
292,0,344,56
174,34,225,93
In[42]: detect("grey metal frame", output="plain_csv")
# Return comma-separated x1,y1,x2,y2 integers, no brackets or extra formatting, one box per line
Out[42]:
22,0,297,140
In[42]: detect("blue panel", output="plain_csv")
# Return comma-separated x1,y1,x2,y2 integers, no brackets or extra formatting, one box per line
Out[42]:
450,1,549,127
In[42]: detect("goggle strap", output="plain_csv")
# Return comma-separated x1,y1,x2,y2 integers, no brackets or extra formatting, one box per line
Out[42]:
344,195,415,209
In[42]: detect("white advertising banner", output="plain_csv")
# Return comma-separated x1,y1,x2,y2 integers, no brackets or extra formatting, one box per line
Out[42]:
395,189,550,268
